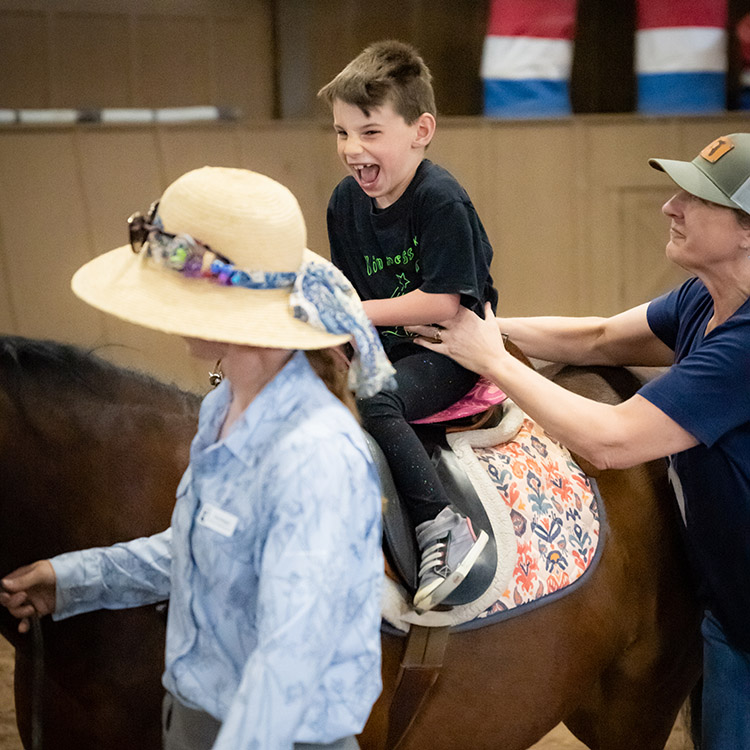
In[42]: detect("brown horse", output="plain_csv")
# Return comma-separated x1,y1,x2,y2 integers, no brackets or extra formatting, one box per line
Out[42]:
0,336,702,750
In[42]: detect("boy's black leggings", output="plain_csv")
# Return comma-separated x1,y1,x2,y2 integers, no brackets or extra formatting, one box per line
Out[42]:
357,343,478,528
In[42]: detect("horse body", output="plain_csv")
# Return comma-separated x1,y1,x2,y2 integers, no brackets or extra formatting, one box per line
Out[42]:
0,337,198,750
0,337,701,750
370,459,700,749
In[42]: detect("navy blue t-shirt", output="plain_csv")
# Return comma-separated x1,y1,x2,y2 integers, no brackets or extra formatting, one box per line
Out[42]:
640,277,750,652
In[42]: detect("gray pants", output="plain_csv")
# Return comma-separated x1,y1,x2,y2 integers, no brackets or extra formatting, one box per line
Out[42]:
162,693,360,750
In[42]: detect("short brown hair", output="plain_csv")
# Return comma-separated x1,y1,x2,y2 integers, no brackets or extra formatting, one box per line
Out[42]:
318,40,436,124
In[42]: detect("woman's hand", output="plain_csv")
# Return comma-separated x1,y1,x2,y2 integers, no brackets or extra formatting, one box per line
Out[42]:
407,303,509,376
0,560,57,633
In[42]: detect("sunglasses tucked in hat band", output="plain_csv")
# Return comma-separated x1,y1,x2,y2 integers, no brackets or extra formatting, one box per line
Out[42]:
649,133,750,214
72,166,396,399
129,203,299,291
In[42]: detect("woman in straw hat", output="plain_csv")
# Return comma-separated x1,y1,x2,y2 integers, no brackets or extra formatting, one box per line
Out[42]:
409,133,750,748
0,167,396,750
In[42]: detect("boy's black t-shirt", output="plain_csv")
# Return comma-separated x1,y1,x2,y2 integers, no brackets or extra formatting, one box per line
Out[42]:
327,159,498,353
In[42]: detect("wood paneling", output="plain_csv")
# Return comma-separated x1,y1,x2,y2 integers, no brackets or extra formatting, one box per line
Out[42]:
134,15,212,108
618,186,690,305
213,6,274,120
0,221,17,333
411,0,488,116
0,131,99,342
51,13,132,108
571,0,636,114
0,11,50,108
274,0,488,119
237,126,341,258
488,122,581,315
0,114,747,390
4,0,750,119
0,1,248,12
158,125,244,184
0,2,275,118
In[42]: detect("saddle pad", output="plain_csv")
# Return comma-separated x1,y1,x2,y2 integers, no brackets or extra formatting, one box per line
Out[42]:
382,408,601,631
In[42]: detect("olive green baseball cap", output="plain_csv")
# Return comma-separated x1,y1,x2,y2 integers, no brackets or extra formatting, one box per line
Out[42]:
649,133,750,214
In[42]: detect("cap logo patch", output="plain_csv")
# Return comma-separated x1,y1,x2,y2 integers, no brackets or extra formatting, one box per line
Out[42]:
700,137,734,163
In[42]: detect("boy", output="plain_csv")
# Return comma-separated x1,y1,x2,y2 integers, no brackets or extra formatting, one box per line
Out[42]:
318,40,499,613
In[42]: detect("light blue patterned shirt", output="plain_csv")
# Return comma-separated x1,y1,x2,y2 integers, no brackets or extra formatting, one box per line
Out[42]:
51,351,384,749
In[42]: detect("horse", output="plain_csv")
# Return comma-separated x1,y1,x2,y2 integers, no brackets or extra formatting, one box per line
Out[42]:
0,335,702,750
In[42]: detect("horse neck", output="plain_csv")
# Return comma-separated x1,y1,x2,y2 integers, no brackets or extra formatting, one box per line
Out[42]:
0,350,199,594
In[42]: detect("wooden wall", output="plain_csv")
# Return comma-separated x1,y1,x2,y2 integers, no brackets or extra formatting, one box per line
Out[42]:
6,0,749,120
1,114,747,391
0,0,275,118
0,0,488,119
273,0,489,118
1,0,748,391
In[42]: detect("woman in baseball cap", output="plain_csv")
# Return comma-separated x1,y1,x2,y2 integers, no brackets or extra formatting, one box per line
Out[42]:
649,132,750,216
408,133,750,749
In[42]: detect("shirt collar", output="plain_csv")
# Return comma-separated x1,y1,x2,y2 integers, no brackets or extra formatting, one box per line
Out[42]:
192,351,317,459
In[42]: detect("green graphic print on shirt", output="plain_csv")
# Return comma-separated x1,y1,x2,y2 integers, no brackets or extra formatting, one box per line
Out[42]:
364,236,421,340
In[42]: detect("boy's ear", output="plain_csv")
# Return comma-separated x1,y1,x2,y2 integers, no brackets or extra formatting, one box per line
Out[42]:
413,113,436,148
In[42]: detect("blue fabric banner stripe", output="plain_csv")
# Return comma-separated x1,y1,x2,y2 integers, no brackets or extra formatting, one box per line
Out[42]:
483,79,571,118
637,71,726,114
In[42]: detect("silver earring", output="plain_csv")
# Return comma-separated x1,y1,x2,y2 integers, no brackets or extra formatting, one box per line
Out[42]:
208,360,223,387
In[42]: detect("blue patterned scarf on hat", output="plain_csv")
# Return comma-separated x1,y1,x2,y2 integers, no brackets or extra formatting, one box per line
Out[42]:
147,226,396,398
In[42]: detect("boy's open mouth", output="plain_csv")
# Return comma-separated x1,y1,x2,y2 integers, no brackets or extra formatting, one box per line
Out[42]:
355,164,380,187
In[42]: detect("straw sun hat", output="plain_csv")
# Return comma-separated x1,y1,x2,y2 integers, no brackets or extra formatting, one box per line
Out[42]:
72,166,351,350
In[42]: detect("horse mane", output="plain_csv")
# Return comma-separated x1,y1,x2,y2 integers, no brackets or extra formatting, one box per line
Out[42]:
0,335,201,429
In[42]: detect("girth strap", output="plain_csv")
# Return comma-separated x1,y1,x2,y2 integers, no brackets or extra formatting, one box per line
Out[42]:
385,625,450,749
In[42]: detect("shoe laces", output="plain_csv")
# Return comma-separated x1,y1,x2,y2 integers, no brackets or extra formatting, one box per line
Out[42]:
417,520,453,578
418,538,451,578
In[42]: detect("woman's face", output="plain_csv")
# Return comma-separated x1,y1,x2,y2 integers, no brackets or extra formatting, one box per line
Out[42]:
182,337,227,361
662,190,750,273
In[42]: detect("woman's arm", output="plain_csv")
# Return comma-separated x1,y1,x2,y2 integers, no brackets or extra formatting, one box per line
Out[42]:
363,289,460,327
497,303,675,367
477,349,696,469
409,305,696,469
1,529,173,631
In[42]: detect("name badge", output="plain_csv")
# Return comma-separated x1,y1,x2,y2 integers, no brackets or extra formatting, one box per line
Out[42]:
197,503,239,538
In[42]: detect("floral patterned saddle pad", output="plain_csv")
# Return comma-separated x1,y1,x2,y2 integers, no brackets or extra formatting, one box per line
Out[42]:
382,402,603,631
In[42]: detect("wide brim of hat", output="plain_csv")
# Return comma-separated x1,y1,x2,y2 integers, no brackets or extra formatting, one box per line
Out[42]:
648,157,740,210
72,245,350,350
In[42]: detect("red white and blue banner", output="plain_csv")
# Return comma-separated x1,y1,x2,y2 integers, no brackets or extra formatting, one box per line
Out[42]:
481,0,578,118
738,13,750,109
636,0,728,114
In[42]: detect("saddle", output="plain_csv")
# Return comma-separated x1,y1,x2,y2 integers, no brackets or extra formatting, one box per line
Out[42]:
367,429,499,596
366,388,509,750
368,351,603,749
369,375,507,597
369,405,604,749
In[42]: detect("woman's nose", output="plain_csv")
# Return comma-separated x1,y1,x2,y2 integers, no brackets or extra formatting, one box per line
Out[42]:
663,192,684,218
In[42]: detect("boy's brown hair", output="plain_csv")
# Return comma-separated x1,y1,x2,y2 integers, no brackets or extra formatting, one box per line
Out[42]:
318,40,436,124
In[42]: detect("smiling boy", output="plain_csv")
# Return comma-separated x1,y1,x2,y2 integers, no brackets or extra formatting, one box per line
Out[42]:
318,41,498,613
